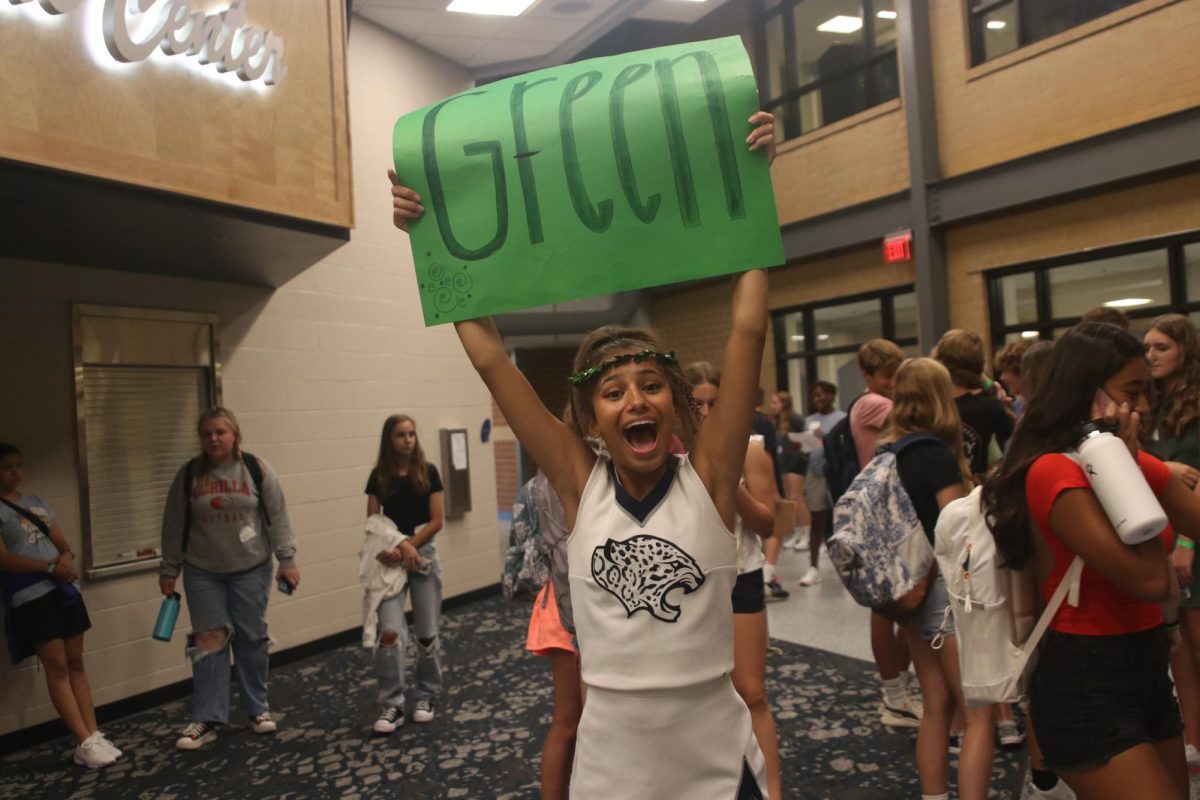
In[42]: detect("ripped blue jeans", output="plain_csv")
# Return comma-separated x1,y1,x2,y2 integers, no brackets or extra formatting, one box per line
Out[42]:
182,559,273,724
375,558,443,708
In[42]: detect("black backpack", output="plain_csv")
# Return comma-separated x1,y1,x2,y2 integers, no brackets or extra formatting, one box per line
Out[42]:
823,395,863,505
181,453,269,553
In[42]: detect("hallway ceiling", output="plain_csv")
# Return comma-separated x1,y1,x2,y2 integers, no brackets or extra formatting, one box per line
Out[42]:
353,0,730,77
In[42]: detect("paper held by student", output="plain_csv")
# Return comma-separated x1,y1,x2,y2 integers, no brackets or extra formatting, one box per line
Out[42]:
392,35,785,326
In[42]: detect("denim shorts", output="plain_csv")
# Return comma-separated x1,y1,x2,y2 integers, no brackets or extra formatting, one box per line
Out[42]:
909,571,954,641
1031,626,1183,773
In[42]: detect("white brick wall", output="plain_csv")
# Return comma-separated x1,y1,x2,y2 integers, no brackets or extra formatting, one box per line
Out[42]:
0,20,496,736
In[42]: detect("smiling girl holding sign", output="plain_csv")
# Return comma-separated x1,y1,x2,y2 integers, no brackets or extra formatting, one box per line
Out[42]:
392,113,777,799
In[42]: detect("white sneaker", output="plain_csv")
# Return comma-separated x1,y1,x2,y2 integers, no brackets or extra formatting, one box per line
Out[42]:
175,721,218,750
250,711,277,734
413,698,435,723
95,731,122,760
799,566,820,586
373,706,404,734
73,732,117,768
997,719,1025,747
1029,777,1077,800
879,699,922,728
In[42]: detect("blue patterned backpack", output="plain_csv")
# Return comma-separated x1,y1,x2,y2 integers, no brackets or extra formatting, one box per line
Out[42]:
501,478,549,601
828,433,940,621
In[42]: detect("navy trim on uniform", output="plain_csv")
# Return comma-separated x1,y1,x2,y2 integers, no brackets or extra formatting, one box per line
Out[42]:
735,758,764,799
608,456,679,526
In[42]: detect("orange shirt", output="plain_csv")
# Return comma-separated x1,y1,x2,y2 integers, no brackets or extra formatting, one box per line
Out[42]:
1027,450,1173,636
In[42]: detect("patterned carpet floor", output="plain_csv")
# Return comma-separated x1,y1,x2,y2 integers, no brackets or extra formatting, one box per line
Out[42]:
0,593,1026,799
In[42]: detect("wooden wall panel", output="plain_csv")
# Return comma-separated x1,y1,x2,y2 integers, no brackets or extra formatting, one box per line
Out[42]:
0,0,352,228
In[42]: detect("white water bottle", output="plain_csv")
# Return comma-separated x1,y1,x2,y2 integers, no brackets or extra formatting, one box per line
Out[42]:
1077,424,1168,545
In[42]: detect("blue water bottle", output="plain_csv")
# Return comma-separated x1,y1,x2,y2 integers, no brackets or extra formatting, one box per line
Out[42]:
153,592,181,642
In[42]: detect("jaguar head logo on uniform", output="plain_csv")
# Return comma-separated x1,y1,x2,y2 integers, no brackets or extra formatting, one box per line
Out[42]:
591,534,705,623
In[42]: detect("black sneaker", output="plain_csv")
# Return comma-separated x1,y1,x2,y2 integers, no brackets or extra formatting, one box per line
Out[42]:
765,577,790,601
373,706,404,734
413,698,435,723
175,721,218,750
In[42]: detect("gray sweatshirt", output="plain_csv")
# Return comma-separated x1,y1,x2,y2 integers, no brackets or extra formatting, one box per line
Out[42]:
159,456,297,577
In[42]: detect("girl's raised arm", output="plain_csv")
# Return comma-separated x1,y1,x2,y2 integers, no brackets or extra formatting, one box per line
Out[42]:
454,317,594,508
692,269,768,523
389,171,593,507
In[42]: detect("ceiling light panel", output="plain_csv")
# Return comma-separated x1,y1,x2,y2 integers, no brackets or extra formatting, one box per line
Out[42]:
817,15,863,34
447,0,536,16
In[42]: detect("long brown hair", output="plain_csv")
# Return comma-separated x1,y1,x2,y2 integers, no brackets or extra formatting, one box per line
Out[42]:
568,325,696,445
192,406,245,491
1144,313,1200,438
983,323,1145,569
374,414,431,497
771,391,796,434
878,359,972,489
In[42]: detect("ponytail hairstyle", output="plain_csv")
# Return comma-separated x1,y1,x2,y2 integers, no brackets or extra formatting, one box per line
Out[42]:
193,407,244,492
878,358,972,489
982,323,1146,569
374,414,432,497
1143,313,1200,439
568,325,696,446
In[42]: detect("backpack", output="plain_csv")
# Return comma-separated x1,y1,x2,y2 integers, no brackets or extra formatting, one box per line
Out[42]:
181,453,269,553
828,433,941,621
501,477,549,601
823,395,862,504
934,485,1082,707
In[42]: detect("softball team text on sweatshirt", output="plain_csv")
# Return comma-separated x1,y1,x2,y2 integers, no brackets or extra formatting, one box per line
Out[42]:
160,457,296,577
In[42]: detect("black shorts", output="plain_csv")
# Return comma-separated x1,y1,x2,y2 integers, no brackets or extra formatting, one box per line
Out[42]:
1031,627,1183,773
10,590,91,650
731,569,766,614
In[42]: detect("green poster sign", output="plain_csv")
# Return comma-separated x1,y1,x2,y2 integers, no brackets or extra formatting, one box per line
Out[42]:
392,36,785,326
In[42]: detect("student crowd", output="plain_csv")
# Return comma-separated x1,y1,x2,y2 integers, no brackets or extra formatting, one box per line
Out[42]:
4,111,1198,800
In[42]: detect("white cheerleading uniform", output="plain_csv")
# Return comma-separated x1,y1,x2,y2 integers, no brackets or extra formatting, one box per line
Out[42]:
568,453,769,799
734,435,768,576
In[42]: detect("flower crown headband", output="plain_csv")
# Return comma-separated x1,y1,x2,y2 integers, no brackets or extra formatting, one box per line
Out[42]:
567,349,679,387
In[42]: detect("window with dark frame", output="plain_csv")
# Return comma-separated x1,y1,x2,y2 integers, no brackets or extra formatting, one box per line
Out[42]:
966,0,1143,66
756,0,901,142
986,234,1200,348
773,287,917,415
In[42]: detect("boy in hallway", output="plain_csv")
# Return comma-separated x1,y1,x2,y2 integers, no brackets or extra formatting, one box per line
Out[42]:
850,340,922,728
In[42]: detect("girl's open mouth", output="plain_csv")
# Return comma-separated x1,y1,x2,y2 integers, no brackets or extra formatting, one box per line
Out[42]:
622,420,659,456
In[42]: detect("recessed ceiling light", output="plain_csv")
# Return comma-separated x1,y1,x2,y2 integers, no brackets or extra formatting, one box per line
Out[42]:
817,334,830,341
817,15,863,34
791,335,805,341
986,20,1007,30
1103,297,1153,308
877,10,898,19
447,0,536,16
1021,331,1039,339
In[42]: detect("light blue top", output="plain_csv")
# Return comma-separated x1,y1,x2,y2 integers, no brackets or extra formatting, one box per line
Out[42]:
0,495,60,607
804,410,847,477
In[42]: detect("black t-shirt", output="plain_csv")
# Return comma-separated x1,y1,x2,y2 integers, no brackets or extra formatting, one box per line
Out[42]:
895,439,963,544
955,393,1014,476
753,411,782,492
365,465,443,536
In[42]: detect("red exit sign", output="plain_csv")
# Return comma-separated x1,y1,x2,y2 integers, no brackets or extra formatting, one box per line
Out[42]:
883,230,913,263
